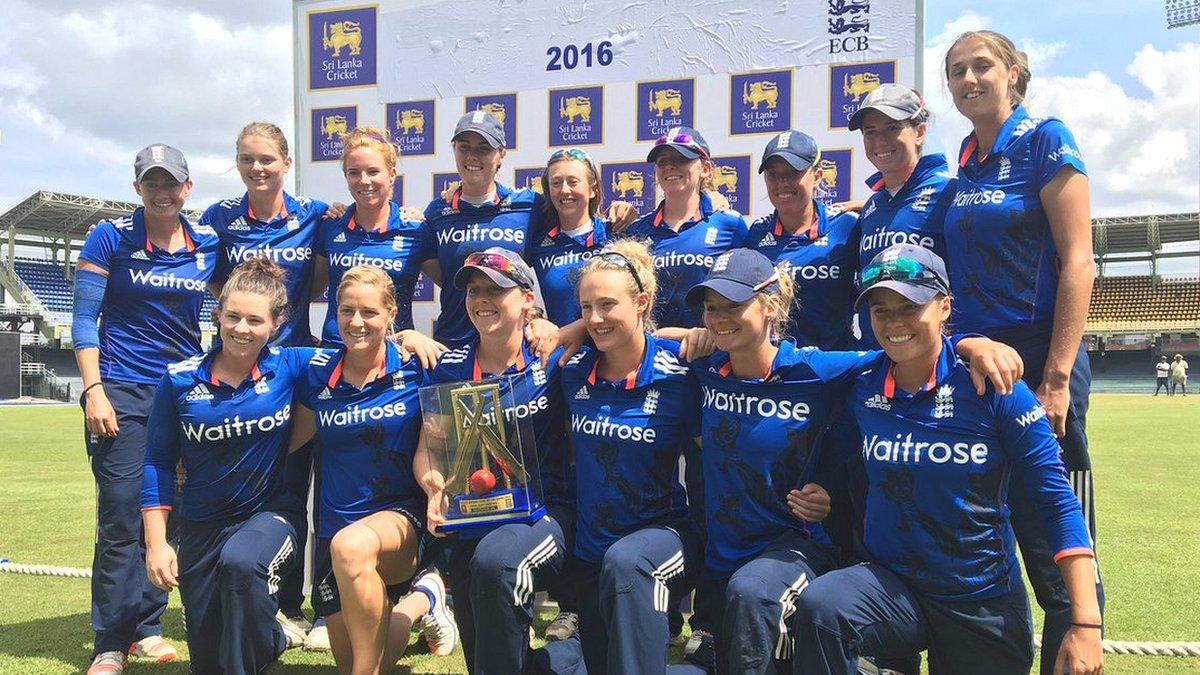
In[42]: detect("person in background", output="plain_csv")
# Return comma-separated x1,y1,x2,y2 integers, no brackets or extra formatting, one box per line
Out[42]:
1154,355,1171,395
1170,353,1189,395
73,143,218,674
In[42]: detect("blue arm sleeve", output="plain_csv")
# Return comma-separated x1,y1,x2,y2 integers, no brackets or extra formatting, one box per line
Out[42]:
1032,119,1088,188
71,269,108,350
996,383,1093,560
141,374,181,510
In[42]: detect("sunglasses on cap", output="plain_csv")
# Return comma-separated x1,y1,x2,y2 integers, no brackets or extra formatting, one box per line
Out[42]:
463,251,531,286
549,148,594,163
598,251,645,293
653,132,708,159
859,257,946,289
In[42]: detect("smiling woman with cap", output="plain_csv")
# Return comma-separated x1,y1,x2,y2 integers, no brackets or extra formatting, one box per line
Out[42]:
790,242,1102,675
72,144,220,674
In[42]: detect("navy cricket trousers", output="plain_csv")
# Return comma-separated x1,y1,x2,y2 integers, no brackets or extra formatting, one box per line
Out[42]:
790,563,1034,675
83,381,169,655
176,511,298,675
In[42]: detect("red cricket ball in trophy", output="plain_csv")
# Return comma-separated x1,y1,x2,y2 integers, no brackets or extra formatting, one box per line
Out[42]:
469,468,497,496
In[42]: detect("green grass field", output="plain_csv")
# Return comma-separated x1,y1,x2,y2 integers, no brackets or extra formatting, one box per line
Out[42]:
1,395,1197,673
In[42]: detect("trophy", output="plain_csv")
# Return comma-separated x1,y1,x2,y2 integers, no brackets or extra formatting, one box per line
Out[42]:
418,372,545,532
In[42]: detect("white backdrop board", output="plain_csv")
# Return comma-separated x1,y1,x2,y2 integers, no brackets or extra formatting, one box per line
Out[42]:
294,0,923,335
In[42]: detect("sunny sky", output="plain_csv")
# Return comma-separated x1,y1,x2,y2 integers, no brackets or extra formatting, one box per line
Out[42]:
0,0,1197,220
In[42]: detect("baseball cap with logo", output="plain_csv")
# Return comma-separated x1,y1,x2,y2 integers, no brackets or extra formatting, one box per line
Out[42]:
854,243,951,309
453,247,537,290
647,126,711,162
134,144,189,182
758,130,820,173
847,84,928,131
685,248,780,306
453,111,505,149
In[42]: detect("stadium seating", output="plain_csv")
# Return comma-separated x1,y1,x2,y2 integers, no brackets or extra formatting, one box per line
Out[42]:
1087,275,1200,333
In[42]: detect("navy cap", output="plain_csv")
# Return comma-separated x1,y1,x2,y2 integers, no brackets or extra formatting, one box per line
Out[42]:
758,131,820,173
134,144,189,182
453,110,505,148
686,248,779,307
647,126,710,162
453,247,536,290
847,84,927,131
854,243,951,309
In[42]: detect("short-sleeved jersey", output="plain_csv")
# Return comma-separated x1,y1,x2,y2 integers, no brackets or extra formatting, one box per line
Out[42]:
944,106,1088,336
141,346,319,524
78,210,220,385
746,202,859,349
296,341,428,538
626,193,749,329
529,216,609,326
314,202,430,346
431,339,573,512
419,185,543,346
203,192,329,346
562,335,698,563
849,337,1093,601
852,154,953,349
695,341,876,574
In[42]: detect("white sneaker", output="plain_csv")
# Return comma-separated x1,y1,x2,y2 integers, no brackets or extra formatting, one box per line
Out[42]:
276,610,307,649
86,651,127,674
302,619,331,652
128,635,178,662
288,614,313,634
413,570,459,656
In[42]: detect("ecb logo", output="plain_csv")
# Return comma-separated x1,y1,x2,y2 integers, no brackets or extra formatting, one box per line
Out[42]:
514,168,545,196
636,79,695,142
709,156,751,215
814,149,852,205
549,86,603,147
829,61,896,129
465,93,518,150
311,106,356,162
432,172,461,202
602,162,656,214
307,7,377,90
392,176,404,205
412,273,434,302
730,70,792,136
386,100,435,156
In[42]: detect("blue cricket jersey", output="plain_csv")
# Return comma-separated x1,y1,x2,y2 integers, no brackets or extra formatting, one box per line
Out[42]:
315,202,430,346
78,209,219,385
626,193,749,329
744,202,859,349
529,216,609,326
431,339,574,513
203,192,329,346
297,341,428,538
850,337,1094,601
944,105,1088,336
141,346,319,523
420,185,543,346
562,335,698,563
852,154,953,349
695,341,877,575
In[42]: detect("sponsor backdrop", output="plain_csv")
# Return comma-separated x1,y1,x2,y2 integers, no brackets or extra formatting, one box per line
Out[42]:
295,0,921,334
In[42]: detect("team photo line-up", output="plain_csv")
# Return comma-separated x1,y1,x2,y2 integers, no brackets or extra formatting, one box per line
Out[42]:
75,29,1104,675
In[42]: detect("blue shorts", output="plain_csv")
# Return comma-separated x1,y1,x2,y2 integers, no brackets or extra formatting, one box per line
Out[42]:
311,503,427,617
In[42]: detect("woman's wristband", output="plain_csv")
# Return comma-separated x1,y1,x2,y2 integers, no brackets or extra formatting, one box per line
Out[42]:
83,382,104,397
1071,622,1103,630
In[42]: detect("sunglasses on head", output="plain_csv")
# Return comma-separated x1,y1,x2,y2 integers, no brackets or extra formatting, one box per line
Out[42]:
599,251,645,293
653,132,708,159
464,251,530,286
859,257,946,290
549,148,594,164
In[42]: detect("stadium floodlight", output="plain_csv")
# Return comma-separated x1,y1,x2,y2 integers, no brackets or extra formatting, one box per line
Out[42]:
1167,0,1200,27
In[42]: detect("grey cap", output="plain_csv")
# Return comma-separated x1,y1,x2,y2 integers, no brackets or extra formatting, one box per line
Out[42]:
854,243,951,310
134,144,189,182
453,110,505,148
847,84,927,131
453,247,536,290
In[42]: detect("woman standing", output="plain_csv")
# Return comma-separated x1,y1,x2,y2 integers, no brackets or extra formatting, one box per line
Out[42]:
140,258,319,675
73,144,218,674
791,243,1102,675
941,30,1102,673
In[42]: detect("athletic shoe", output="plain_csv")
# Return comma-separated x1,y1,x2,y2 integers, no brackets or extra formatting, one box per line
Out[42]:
276,610,307,649
303,618,331,652
544,611,579,641
287,613,313,634
86,651,127,674
414,570,459,656
128,636,177,662
683,630,714,670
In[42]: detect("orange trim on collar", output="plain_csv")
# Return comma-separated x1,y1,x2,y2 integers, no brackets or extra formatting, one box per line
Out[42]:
211,363,262,388
773,211,819,241
882,362,937,398
144,226,196,253
587,360,635,389
450,188,501,211
870,176,887,192
472,349,527,382
247,200,288,223
959,136,981,168
653,205,702,229
718,361,733,377
326,359,344,388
